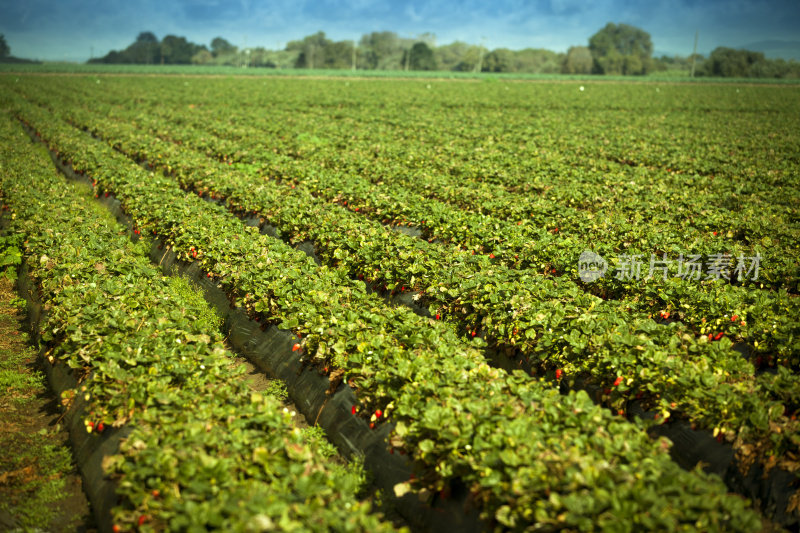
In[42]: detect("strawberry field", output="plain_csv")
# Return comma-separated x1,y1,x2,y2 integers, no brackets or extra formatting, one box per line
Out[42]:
1,74,799,531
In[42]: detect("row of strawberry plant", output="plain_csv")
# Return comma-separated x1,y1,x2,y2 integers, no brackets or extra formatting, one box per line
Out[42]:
19,92,800,480
3,92,768,530
37,85,799,382
0,114,395,532
64,76,798,273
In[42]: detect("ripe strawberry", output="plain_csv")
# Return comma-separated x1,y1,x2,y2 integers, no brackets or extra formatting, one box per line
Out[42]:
707,333,713,340
292,344,302,352
96,422,105,433
351,405,357,415
138,515,147,526
714,332,724,340
151,489,160,498
712,231,717,236
112,525,121,533
489,253,495,259
551,268,556,274
613,376,623,387
369,422,375,429
375,409,383,418
731,315,738,321
555,369,563,380
471,330,477,337
617,409,624,416
435,313,440,320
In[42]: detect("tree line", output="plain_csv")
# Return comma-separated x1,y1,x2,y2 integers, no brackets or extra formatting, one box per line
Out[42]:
51,26,790,79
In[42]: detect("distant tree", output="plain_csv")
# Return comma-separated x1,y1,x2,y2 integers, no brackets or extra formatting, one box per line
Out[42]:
136,32,158,44
403,42,437,70
211,37,237,57
160,35,205,64
0,34,10,58
191,49,214,65
701,47,765,77
433,41,471,71
482,48,515,72
513,48,563,73
562,46,593,74
127,32,159,64
359,31,406,70
288,31,333,68
589,23,653,75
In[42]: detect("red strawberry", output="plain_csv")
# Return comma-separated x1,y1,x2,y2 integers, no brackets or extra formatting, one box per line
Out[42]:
375,409,383,418
613,376,623,387
435,313,440,320
369,422,375,429
112,525,121,533
712,231,717,236
471,330,477,337
714,332,724,340
555,369,563,380
96,422,105,433
151,489,160,498
731,315,738,321
707,333,713,340
351,405,357,415
551,268,556,274
138,515,147,526
87,421,95,432
292,344,302,352
489,253,495,259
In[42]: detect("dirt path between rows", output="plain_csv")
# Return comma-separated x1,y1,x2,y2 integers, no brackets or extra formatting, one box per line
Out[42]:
0,275,94,532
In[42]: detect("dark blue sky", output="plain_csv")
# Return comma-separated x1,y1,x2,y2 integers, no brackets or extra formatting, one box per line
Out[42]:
1,0,799,62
